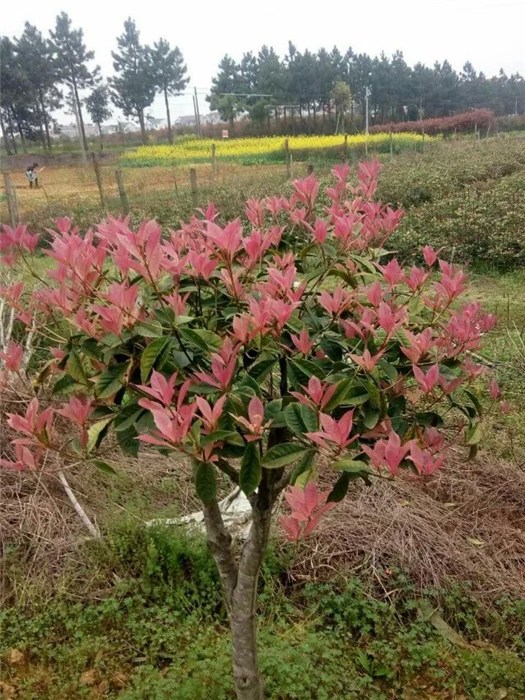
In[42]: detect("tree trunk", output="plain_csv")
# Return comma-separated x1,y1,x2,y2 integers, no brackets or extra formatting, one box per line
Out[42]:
72,79,89,153
230,495,272,700
7,115,18,154
164,88,173,145
39,92,52,150
98,124,103,151
138,110,147,145
0,113,12,155
16,121,27,153
202,472,274,700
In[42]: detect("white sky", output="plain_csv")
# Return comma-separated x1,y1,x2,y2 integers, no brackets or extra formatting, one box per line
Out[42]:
3,0,525,123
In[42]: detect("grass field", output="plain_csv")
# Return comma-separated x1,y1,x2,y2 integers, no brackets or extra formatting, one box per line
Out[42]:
1,135,525,699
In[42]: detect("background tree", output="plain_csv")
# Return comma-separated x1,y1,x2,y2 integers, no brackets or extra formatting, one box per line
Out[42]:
17,23,62,152
85,84,112,150
208,55,244,132
331,81,352,133
150,39,189,144
110,18,156,145
0,36,39,154
50,12,99,153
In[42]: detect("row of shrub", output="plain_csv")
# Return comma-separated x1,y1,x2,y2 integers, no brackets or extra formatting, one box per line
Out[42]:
370,108,495,136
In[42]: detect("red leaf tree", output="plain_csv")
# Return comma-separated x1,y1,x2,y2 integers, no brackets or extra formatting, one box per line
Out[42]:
0,163,498,699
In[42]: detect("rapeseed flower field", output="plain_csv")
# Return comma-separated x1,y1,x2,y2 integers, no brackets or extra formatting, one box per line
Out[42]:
121,133,437,167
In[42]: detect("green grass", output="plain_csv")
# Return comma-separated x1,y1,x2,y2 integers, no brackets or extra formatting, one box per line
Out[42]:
1,526,524,699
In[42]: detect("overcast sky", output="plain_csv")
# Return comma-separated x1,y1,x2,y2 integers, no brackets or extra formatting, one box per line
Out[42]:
3,0,525,123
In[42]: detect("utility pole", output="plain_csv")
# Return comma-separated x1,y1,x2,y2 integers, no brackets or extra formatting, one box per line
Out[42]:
194,87,202,138
365,86,371,136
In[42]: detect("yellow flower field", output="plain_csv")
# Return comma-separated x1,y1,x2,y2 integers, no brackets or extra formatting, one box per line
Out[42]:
121,133,438,167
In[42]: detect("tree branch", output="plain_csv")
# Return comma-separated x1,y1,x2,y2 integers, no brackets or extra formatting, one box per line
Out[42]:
57,470,100,538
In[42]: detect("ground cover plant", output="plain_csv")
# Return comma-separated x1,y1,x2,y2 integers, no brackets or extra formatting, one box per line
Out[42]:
1,528,525,699
0,160,508,699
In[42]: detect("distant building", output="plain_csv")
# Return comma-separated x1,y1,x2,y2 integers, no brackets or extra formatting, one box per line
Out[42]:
175,115,197,127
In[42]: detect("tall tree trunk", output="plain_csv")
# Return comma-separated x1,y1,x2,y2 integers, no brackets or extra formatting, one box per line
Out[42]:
9,126,18,154
203,472,274,700
72,79,89,153
138,109,147,145
0,113,13,155
7,114,18,154
39,92,52,150
98,123,103,151
16,121,27,153
164,88,173,145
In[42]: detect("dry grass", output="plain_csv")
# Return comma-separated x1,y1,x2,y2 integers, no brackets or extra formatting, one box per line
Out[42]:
291,453,525,601
2,436,524,606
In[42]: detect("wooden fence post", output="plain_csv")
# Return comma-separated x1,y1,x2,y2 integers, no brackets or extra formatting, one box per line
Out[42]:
2,172,18,227
91,152,106,208
11,183,19,225
211,144,217,176
189,168,198,208
285,139,291,178
115,169,129,215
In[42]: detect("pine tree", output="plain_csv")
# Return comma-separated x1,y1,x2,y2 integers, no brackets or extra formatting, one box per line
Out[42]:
50,12,99,153
85,84,112,150
110,19,156,145
150,39,189,144
17,23,62,151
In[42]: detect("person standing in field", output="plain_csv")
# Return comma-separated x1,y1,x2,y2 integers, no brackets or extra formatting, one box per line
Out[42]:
25,163,41,188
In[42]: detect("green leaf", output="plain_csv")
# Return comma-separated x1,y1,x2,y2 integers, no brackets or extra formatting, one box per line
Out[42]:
249,359,277,383
290,450,316,485
322,378,353,411
414,411,444,427
173,315,194,326
181,328,222,352
140,337,171,383
201,430,244,446
363,407,380,430
95,364,127,399
331,458,373,484
239,442,261,496
284,403,318,435
52,375,81,395
116,424,139,457
91,459,117,475
86,416,114,454
464,389,483,417
66,350,88,385
378,359,398,384
134,320,164,338
195,461,217,503
327,472,352,503
289,359,325,387
238,374,262,397
262,443,311,469
465,422,482,445
264,399,283,422
114,407,144,433
332,458,370,473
